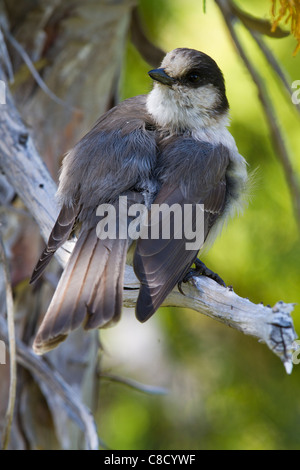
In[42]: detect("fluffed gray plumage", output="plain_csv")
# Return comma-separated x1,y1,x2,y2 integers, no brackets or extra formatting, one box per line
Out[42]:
30,48,248,354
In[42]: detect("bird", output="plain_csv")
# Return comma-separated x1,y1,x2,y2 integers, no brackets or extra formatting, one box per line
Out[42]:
30,47,248,354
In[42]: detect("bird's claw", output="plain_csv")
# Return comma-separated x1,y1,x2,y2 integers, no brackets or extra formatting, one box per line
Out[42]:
177,258,226,294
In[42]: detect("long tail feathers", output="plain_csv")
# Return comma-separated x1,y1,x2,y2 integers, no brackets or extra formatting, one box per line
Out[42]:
33,229,128,354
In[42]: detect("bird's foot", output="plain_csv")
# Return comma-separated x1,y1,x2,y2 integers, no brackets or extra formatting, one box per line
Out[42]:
178,258,226,294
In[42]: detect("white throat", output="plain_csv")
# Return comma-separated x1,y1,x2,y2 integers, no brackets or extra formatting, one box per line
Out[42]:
146,83,230,138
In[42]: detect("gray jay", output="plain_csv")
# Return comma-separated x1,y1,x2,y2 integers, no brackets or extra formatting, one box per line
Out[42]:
30,48,248,354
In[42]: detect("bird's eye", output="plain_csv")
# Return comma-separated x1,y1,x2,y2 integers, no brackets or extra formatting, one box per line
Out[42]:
187,73,201,84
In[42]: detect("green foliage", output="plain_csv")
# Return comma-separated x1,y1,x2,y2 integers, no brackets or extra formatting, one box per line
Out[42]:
102,0,300,450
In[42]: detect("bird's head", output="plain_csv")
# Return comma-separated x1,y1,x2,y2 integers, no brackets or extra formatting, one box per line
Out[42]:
147,48,229,133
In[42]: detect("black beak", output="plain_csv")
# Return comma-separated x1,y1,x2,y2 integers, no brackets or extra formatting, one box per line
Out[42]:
148,68,175,86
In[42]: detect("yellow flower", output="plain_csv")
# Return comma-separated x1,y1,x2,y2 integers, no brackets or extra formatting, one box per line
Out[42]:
271,0,300,54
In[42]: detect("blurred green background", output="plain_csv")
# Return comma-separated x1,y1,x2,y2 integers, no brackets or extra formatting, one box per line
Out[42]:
98,0,300,450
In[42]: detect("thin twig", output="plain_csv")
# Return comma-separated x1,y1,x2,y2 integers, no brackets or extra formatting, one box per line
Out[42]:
100,372,168,395
130,7,165,67
0,235,17,450
215,0,300,231
2,24,78,112
250,29,300,116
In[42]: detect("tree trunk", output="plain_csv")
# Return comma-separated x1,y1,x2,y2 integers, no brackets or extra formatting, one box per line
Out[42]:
0,0,136,450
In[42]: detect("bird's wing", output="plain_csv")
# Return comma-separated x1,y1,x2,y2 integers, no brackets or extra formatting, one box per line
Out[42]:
30,95,157,284
133,138,230,322
56,95,157,217
30,204,78,284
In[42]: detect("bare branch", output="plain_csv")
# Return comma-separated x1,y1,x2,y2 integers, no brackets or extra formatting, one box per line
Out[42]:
122,266,297,374
130,7,165,67
0,57,297,374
